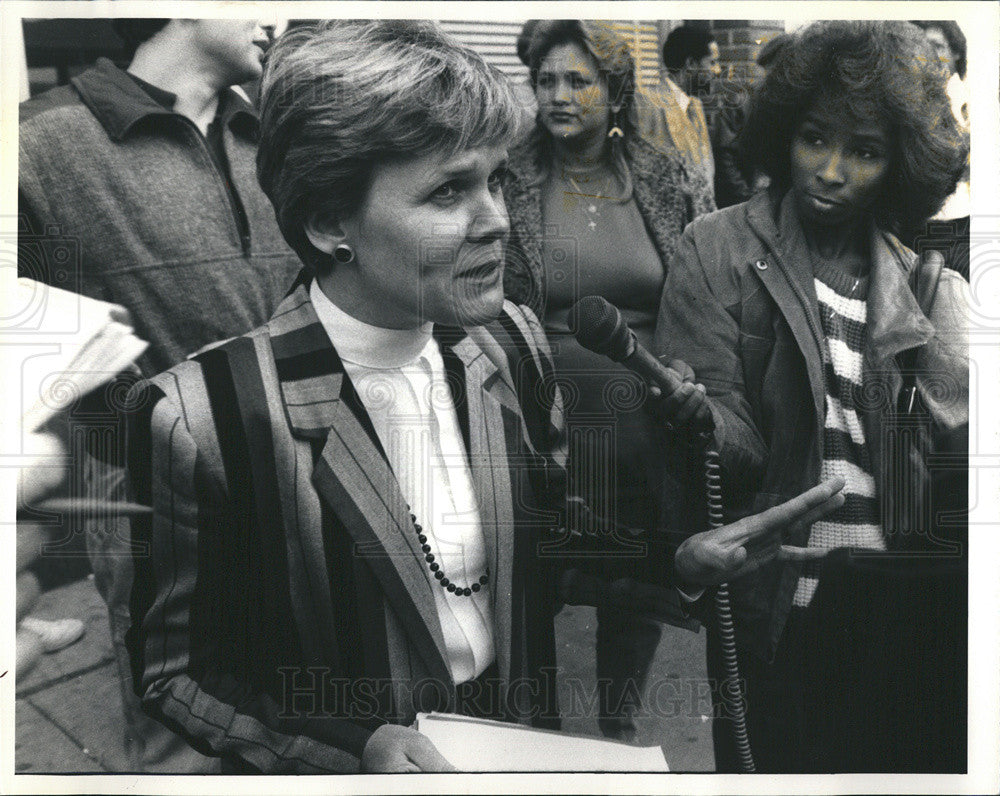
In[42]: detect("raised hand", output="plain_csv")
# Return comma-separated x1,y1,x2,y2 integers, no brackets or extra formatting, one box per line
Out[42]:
360,724,457,773
674,477,846,586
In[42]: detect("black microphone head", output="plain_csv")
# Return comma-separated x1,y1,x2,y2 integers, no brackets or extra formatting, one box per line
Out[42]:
570,296,634,362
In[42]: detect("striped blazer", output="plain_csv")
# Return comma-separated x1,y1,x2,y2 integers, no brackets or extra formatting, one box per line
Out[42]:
125,281,578,772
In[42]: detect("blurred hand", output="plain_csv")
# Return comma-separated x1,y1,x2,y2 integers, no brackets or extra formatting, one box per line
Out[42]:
18,432,66,506
360,724,456,773
648,358,713,431
674,477,846,586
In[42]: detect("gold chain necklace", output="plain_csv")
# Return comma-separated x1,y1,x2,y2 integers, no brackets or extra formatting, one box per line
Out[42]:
562,170,615,231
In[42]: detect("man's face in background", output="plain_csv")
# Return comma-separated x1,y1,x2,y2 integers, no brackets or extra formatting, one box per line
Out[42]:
687,40,721,98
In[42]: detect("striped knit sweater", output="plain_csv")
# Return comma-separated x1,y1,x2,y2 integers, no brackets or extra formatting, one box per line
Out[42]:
793,261,885,607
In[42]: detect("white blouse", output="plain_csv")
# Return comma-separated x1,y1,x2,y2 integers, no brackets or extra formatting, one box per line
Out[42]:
310,281,495,683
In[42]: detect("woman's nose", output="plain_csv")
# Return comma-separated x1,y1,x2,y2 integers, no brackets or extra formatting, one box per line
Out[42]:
469,193,509,242
552,78,572,105
817,149,846,186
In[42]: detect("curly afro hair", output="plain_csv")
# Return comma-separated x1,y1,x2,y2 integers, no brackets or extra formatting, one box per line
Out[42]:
741,20,966,238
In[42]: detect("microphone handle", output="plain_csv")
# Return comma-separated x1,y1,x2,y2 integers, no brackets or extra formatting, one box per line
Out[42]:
622,342,685,394
621,341,715,433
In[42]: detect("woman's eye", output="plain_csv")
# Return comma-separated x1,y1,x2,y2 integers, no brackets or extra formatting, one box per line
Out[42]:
802,132,823,146
431,184,458,202
487,168,507,192
537,74,553,89
571,76,591,90
854,148,879,160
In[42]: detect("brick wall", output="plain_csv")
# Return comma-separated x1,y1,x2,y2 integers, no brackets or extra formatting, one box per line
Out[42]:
707,20,785,80
697,20,785,127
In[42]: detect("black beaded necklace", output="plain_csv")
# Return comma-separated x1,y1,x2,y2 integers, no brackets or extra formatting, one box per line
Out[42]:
410,510,489,597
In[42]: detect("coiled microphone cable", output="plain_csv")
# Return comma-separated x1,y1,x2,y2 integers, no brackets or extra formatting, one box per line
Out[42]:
702,442,756,773
571,295,755,773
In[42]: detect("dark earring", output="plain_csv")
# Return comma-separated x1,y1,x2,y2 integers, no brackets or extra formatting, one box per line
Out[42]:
333,243,355,264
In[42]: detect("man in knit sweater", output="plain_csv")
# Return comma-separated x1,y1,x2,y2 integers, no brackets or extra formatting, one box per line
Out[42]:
18,19,301,771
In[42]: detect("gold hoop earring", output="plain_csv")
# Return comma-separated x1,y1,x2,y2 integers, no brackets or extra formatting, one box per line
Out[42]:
607,108,624,139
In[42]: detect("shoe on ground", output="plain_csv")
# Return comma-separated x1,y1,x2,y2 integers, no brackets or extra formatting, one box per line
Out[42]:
16,627,44,677
19,617,85,653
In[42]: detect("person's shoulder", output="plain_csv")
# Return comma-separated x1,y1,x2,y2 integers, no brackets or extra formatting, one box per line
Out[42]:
506,131,542,183
19,82,87,128
500,297,540,326
628,133,680,166
147,322,269,395
143,358,203,398
685,195,758,240
672,195,771,288
139,327,270,438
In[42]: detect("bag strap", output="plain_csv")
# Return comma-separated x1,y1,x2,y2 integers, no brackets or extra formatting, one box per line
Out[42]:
897,250,944,413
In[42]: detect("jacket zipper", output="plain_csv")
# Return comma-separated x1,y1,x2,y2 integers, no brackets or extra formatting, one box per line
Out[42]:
179,118,252,257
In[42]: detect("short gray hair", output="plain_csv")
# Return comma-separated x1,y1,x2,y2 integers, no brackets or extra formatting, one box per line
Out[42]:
257,20,522,268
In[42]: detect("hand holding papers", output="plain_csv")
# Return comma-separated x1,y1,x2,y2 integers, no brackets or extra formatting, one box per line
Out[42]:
413,712,669,772
16,277,148,434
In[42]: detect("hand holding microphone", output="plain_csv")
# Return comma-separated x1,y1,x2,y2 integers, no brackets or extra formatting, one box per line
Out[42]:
570,296,713,432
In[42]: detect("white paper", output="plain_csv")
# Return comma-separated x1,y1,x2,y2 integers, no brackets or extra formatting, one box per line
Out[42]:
415,712,669,772
16,278,148,432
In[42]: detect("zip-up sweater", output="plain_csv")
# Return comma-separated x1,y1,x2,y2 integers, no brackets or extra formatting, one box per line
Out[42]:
18,58,302,377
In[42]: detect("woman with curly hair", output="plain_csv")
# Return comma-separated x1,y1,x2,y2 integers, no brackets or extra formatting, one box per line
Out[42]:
654,21,968,772
502,19,715,742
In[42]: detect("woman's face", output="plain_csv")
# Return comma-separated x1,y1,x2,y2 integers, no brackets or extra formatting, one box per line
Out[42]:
790,101,892,229
326,145,510,329
535,42,612,146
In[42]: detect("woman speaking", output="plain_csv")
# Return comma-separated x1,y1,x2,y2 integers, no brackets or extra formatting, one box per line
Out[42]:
125,20,843,773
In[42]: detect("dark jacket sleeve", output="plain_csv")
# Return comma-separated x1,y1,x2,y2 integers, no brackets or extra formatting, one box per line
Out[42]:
126,381,373,773
711,105,755,209
653,223,769,514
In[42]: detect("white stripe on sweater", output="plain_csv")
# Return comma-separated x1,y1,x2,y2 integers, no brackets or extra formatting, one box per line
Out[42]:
824,395,867,445
816,280,866,323
793,576,821,605
826,338,863,382
806,519,885,549
819,458,877,498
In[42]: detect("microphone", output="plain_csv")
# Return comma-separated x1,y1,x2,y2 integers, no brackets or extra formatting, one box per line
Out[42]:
570,295,714,432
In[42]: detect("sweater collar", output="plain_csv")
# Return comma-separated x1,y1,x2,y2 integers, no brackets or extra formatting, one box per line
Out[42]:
309,280,434,370
71,57,258,142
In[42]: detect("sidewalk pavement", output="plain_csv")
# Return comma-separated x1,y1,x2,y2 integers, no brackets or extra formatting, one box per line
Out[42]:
15,575,128,773
14,576,714,774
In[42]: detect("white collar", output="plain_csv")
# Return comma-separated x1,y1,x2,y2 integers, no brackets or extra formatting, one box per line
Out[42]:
665,75,692,115
310,280,434,370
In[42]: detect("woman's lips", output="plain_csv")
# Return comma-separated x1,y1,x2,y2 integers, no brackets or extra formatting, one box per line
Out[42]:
460,260,503,281
807,192,844,209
